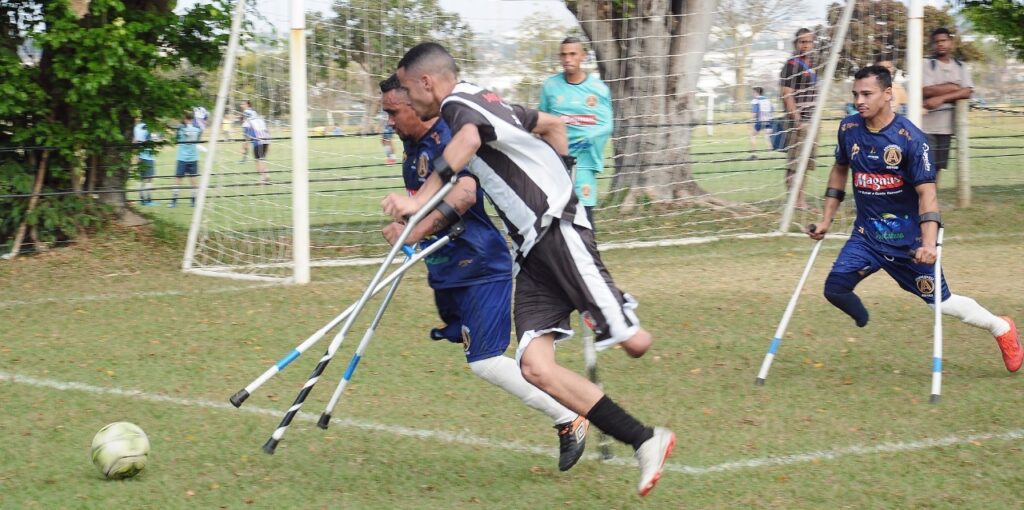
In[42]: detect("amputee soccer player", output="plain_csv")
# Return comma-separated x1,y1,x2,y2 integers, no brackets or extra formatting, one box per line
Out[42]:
539,36,613,226
808,65,1020,371
383,43,674,497
378,75,589,472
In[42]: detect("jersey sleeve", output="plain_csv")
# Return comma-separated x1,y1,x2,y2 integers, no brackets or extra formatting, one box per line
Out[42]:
594,83,614,140
442,101,495,143
907,134,935,185
834,124,849,165
511,104,539,132
538,80,551,113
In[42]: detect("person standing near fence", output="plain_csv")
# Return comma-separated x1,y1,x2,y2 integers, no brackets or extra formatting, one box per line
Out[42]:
808,65,1019,371
922,27,973,182
749,86,774,159
780,27,819,212
378,74,589,472
539,36,613,227
132,118,157,206
170,111,201,208
241,106,272,184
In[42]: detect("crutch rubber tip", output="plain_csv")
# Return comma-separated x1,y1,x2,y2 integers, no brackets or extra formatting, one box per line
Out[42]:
754,377,766,386
229,389,250,408
599,447,614,461
262,438,280,455
929,394,940,404
317,413,332,429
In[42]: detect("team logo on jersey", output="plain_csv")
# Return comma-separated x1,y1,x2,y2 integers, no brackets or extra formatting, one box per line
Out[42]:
898,128,913,141
850,143,860,159
915,275,936,297
461,325,472,354
883,144,903,167
854,172,904,191
482,92,503,103
586,94,597,107
431,132,442,144
922,143,932,172
457,258,473,268
417,152,429,178
841,121,859,132
580,184,592,198
559,114,598,126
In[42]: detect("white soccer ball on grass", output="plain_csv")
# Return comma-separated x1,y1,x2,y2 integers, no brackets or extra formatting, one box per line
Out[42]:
91,421,150,480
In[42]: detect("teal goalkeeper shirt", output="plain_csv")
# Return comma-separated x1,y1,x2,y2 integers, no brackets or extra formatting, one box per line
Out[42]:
539,73,613,206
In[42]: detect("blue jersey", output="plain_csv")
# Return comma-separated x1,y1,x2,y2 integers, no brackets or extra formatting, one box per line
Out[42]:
835,114,935,258
133,123,154,161
402,119,512,289
176,124,202,162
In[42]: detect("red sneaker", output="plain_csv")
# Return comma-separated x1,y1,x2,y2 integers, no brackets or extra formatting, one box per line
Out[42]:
995,316,1022,372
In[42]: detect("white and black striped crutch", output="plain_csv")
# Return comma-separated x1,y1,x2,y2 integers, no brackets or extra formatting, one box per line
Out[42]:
230,241,448,408
318,222,466,428
262,176,458,454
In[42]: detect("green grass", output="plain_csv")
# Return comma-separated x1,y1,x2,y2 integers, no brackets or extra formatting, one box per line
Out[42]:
2,184,1023,508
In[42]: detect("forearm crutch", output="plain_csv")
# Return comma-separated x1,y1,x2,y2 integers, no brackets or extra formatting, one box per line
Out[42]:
581,323,613,460
318,221,467,429
930,227,945,404
755,236,824,386
262,175,459,454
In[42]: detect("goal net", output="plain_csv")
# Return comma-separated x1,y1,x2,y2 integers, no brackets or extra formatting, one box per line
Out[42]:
183,0,924,282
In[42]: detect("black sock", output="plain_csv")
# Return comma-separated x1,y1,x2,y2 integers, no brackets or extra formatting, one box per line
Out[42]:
585,395,654,450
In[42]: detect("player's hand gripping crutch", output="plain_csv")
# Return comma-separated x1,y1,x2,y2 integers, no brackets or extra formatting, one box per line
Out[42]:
755,225,824,385
581,319,613,460
230,242,448,408
929,227,945,404
262,175,459,454
318,222,467,429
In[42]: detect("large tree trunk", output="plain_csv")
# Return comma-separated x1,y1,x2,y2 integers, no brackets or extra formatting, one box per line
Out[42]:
570,0,718,211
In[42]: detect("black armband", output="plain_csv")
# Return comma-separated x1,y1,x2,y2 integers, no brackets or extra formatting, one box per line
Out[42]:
824,187,846,202
432,155,456,182
434,201,462,226
561,154,577,171
919,211,942,227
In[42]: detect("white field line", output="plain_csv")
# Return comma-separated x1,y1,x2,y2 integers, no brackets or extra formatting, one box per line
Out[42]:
3,370,1021,475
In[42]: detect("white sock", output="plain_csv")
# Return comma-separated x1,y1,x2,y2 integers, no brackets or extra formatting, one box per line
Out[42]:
469,356,578,425
931,294,1010,336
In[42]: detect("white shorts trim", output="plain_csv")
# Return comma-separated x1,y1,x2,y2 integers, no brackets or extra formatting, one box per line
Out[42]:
514,327,573,365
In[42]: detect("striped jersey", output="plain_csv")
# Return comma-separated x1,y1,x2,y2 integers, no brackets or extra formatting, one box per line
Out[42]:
441,82,587,263
751,95,773,123
243,115,271,146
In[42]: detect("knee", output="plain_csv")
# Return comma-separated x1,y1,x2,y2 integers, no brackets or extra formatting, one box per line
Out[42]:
518,358,551,388
620,328,652,358
823,272,855,301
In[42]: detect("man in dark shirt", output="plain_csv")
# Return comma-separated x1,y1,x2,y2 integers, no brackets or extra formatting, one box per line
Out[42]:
780,27,819,211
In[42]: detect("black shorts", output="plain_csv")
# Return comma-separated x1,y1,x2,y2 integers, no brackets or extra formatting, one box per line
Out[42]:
253,143,269,160
513,219,640,359
927,134,951,171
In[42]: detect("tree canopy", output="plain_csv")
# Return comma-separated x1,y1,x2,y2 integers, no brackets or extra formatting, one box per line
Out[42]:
961,0,1024,59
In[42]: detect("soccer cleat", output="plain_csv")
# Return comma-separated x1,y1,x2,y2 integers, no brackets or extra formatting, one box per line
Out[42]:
635,427,675,497
555,416,588,471
995,316,1022,372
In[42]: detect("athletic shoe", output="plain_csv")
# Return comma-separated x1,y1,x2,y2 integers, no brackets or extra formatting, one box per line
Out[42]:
635,427,675,497
385,156,397,165
995,316,1021,372
555,416,588,471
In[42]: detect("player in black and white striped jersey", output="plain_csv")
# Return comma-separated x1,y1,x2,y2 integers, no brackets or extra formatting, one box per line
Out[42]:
381,42,675,497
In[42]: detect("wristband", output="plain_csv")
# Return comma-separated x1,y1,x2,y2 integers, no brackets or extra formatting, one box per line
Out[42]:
919,211,942,227
434,201,461,226
561,154,577,170
824,187,846,202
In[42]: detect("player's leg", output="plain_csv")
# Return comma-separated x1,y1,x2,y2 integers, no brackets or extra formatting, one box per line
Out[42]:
188,169,198,207
170,162,185,207
255,144,269,183
823,237,878,327
887,258,1020,371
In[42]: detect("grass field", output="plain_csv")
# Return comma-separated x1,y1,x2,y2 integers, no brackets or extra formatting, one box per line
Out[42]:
2,180,1023,508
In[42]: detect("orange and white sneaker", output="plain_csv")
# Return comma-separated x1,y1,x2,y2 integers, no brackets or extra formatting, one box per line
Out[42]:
995,316,1022,372
636,427,675,496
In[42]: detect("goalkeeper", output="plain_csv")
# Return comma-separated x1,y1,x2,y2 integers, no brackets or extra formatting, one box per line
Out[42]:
808,65,1020,371
377,75,589,472
539,36,613,227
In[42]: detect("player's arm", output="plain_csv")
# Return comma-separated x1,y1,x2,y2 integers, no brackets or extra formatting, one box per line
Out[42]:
913,182,940,265
382,174,477,246
531,111,569,155
923,86,972,110
808,162,849,240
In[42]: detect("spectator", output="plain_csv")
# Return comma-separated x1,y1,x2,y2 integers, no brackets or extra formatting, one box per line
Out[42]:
132,118,157,206
922,27,973,182
749,86,774,159
170,111,202,208
241,104,272,184
877,58,908,114
780,27,819,211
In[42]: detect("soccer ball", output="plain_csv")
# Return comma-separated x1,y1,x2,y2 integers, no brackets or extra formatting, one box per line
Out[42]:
91,422,150,480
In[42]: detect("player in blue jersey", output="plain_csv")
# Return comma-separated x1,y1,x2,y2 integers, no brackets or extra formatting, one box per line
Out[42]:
809,65,1020,371
539,37,613,226
241,106,272,184
378,75,589,471
132,119,157,205
170,111,202,208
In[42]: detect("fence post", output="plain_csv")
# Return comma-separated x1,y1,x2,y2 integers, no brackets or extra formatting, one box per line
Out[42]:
955,99,970,208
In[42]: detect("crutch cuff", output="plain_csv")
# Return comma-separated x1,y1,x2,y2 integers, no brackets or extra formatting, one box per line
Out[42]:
432,155,456,182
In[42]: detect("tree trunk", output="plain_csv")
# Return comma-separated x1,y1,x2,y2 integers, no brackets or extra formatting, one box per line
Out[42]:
571,0,719,211
7,151,51,260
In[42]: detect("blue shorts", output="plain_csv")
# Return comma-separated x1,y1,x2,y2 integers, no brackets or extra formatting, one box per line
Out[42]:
432,279,513,363
830,235,951,304
139,159,155,179
754,121,768,132
175,160,198,177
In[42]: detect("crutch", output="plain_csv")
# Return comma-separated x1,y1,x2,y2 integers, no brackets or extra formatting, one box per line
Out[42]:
755,228,824,386
230,242,447,408
262,176,458,454
318,222,466,429
930,227,945,404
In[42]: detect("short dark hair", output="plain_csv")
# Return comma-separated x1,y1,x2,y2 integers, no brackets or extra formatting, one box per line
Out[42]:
397,42,458,77
752,86,764,95
561,36,582,46
794,28,813,43
854,64,892,91
931,27,953,40
184,110,194,121
379,73,403,94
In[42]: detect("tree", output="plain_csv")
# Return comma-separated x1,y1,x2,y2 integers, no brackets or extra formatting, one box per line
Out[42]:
961,0,1024,59
565,0,719,210
1,0,233,255
713,0,805,102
